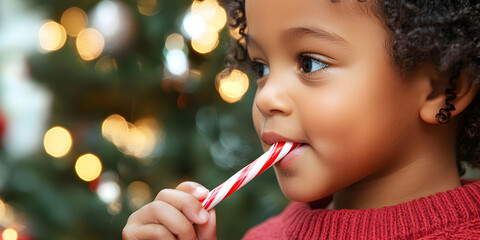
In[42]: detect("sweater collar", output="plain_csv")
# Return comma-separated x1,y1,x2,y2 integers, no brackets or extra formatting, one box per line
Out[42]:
283,180,480,239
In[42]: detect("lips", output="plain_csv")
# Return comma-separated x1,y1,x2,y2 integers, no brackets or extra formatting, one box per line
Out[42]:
260,132,308,169
261,132,302,146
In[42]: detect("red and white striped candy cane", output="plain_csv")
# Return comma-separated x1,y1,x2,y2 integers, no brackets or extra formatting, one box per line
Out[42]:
201,142,298,210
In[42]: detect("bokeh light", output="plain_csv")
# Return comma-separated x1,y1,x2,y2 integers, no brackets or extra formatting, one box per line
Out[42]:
107,201,122,215
191,26,219,54
102,115,160,158
43,126,72,158
137,0,160,16
0,202,14,227
127,181,151,210
166,49,188,75
75,154,102,182
2,228,18,240
182,11,206,40
216,69,250,103
165,33,184,51
183,0,226,54
76,28,105,61
61,7,88,36
38,20,67,52
207,4,227,31
191,0,219,22
0,198,5,220
97,180,120,203
102,114,128,146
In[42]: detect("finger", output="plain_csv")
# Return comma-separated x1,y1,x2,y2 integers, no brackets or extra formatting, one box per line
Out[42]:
155,188,209,224
122,224,176,240
195,209,217,240
175,181,209,200
149,201,197,240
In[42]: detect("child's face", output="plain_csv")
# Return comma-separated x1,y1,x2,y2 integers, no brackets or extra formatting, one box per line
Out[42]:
247,0,424,202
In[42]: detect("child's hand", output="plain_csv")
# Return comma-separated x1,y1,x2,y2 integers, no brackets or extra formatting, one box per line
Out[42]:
122,181,217,240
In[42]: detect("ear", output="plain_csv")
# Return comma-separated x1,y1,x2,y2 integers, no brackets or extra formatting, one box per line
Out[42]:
419,68,479,124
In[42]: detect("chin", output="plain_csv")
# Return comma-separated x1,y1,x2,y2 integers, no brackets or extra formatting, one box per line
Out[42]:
280,185,328,203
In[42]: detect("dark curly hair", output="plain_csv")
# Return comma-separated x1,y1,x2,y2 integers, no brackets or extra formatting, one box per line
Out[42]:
223,0,480,175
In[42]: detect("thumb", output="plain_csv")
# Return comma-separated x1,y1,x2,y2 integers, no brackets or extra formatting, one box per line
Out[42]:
195,209,217,240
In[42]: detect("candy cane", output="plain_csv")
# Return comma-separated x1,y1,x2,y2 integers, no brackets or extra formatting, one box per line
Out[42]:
201,142,298,210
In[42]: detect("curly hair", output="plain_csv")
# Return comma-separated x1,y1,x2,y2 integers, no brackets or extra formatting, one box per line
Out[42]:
223,0,480,175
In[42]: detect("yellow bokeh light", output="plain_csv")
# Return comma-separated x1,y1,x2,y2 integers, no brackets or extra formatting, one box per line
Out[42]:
76,28,105,61
38,20,67,52
217,69,249,103
191,0,219,21
44,126,72,158
0,198,5,219
61,7,88,37
208,6,227,31
191,26,219,54
75,154,102,182
138,0,159,16
127,181,152,210
102,115,159,159
2,228,18,240
165,33,184,51
102,114,128,146
120,122,157,158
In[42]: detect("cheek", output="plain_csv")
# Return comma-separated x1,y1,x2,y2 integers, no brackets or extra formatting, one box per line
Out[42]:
300,80,402,161
252,102,262,136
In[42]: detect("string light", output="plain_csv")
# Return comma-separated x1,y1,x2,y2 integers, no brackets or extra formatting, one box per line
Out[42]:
76,28,105,61
61,7,88,37
38,20,67,52
75,154,102,182
43,126,72,158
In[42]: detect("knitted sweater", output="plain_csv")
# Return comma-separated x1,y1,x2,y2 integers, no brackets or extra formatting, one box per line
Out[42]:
242,180,480,239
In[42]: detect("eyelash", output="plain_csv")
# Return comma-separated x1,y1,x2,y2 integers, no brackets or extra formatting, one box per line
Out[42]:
248,53,330,79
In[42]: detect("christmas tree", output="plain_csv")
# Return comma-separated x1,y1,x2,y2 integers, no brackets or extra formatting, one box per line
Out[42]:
0,0,289,239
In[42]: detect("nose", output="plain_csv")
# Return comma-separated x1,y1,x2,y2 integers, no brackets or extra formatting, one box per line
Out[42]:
254,73,293,117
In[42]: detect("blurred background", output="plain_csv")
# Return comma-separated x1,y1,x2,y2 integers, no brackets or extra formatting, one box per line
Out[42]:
2,0,480,240
0,0,291,239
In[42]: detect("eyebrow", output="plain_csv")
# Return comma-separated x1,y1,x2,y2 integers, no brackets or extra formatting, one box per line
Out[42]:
246,27,347,49
280,27,347,44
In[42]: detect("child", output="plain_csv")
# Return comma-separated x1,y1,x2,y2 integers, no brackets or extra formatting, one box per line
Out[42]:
123,0,480,239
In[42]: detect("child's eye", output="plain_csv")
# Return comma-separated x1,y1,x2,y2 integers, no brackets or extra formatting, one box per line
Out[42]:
298,55,329,74
254,61,270,78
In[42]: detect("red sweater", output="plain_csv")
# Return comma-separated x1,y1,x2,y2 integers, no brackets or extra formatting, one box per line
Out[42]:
243,180,480,239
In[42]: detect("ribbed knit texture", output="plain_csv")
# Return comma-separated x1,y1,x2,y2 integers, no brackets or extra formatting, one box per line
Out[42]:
242,180,480,239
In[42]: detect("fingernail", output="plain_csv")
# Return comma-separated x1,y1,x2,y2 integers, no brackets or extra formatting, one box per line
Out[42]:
194,186,208,197
198,209,209,222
